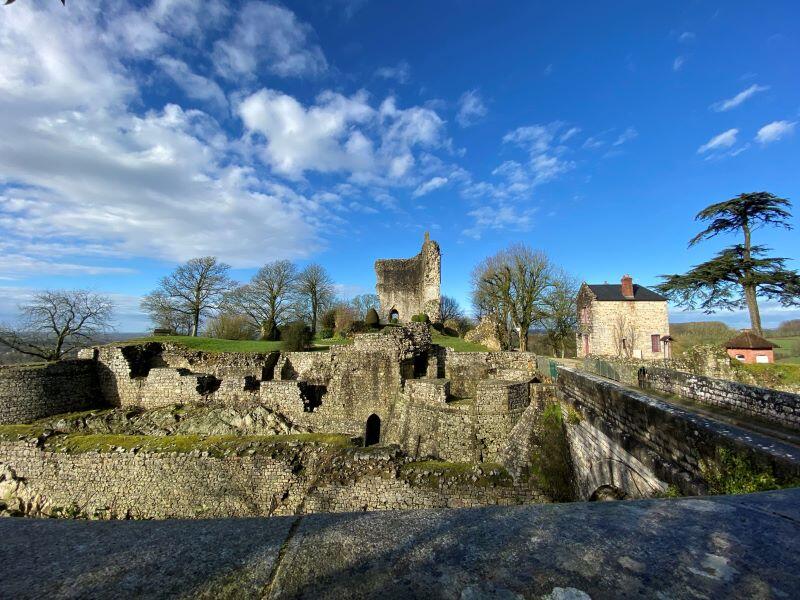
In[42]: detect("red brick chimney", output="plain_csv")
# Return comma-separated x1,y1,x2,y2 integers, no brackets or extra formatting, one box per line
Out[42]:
621,274,634,299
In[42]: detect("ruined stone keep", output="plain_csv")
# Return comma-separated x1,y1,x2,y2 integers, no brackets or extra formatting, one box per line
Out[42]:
375,232,441,323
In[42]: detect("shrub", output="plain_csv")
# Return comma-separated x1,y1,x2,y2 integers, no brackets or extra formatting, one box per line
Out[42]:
317,328,334,340
340,320,370,338
319,308,337,331
280,322,313,351
205,314,257,340
365,307,380,328
411,313,430,323
431,322,444,332
334,306,356,335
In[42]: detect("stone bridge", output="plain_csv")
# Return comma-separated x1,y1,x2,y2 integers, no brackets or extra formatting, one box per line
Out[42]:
556,365,800,500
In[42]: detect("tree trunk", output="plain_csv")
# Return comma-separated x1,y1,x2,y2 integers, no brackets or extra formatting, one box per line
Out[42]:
743,285,763,336
311,300,318,336
192,311,200,337
518,323,528,351
741,219,763,336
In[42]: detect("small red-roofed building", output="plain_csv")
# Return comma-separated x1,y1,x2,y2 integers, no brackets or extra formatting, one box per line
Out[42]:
725,330,776,364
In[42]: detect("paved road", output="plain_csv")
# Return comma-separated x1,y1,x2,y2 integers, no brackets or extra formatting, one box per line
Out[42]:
1,489,799,599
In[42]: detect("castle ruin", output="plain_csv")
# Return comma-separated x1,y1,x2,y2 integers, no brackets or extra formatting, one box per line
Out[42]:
375,232,441,323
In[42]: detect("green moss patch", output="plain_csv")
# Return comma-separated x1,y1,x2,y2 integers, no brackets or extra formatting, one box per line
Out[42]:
430,331,489,352
400,460,512,487
700,447,800,494
529,402,574,501
0,424,47,441
43,432,356,457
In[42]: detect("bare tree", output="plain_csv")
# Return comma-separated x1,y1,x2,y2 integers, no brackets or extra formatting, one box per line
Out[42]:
224,260,297,340
143,257,233,337
439,295,465,323
612,313,638,359
296,263,335,336
349,294,380,320
542,271,579,358
140,290,193,335
471,244,553,351
0,290,113,361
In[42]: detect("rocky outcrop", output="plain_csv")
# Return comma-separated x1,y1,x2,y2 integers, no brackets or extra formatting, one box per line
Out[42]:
464,316,502,351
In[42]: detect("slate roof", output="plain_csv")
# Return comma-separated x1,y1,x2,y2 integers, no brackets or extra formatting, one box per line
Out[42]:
586,284,667,302
725,331,776,350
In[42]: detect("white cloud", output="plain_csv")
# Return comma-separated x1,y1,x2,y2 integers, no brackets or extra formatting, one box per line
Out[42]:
678,31,696,43
756,120,796,145
157,57,228,110
462,204,538,240
673,56,686,71
0,1,327,270
375,61,410,84
239,89,446,183
213,1,327,79
697,128,738,153
711,84,769,112
412,176,448,198
613,127,638,146
502,123,575,186
560,127,581,142
456,89,488,127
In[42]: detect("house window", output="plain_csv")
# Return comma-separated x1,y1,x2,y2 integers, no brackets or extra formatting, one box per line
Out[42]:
651,334,660,353
735,354,746,362
756,354,769,364
622,338,627,350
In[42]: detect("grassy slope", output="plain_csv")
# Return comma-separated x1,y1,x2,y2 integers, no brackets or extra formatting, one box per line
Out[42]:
431,330,489,352
769,336,800,364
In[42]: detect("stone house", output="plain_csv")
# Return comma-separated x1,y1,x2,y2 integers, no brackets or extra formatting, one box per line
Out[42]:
725,331,776,364
576,275,671,360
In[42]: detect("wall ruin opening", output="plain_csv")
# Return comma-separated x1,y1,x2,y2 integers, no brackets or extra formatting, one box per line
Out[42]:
365,414,381,446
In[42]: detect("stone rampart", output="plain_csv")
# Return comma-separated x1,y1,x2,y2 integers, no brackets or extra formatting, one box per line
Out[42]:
0,361,101,424
557,366,800,499
0,439,542,519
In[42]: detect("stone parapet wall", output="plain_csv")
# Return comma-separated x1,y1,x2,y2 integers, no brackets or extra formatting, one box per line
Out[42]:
582,356,800,431
0,361,101,424
0,440,543,519
557,366,800,497
645,367,800,430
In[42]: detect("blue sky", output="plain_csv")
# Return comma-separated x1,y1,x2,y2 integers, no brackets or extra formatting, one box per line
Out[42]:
0,0,798,331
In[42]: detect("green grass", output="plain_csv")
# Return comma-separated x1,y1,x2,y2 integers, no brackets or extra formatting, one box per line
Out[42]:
768,336,800,364
741,362,800,387
431,330,489,352
116,334,355,353
44,432,356,456
400,460,511,487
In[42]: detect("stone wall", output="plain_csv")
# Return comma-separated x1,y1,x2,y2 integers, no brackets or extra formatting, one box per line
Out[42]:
557,366,800,499
0,361,101,425
374,234,441,323
0,439,544,519
582,356,800,431
645,367,800,430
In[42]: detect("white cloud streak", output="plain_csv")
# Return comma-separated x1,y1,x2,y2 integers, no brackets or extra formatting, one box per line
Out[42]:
756,120,796,145
711,84,769,112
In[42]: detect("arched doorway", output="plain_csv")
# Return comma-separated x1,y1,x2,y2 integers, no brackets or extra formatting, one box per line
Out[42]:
389,309,399,322
589,485,626,502
365,414,381,446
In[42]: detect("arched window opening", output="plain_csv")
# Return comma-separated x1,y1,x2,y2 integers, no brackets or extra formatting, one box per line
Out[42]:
389,309,399,323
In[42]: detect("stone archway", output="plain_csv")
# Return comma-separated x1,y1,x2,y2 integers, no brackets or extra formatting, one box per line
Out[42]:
365,414,381,446
389,309,399,322
589,484,627,501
